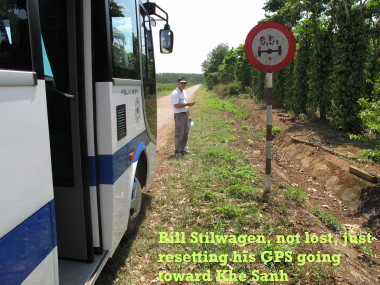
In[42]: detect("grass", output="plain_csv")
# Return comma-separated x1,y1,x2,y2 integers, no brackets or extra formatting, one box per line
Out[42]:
357,245,379,261
309,206,343,232
260,125,282,139
283,187,308,202
203,96,250,120
96,86,352,285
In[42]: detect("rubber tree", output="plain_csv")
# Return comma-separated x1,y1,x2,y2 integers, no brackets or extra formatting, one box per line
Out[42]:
329,0,370,132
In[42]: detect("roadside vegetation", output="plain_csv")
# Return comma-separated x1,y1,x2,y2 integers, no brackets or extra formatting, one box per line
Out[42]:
201,1,379,163
157,73,204,84
96,86,379,284
157,82,199,98
156,73,204,97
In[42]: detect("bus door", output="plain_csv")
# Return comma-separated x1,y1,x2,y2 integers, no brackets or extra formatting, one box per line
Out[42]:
39,0,93,262
0,2,58,283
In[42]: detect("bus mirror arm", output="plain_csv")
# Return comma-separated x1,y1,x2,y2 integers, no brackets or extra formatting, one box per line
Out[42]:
143,2,174,54
143,2,169,24
46,85,76,99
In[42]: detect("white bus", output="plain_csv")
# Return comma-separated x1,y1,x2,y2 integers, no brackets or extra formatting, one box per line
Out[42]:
0,0,173,284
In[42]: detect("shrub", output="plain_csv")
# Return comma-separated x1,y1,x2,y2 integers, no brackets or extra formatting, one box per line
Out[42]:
226,81,241,96
358,98,380,137
284,187,308,202
358,149,380,163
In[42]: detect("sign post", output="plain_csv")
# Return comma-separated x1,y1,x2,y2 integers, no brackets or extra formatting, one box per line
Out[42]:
244,21,296,196
265,72,273,195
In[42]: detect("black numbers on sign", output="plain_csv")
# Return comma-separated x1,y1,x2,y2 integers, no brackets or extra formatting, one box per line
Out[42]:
260,36,266,45
269,35,275,45
260,34,279,46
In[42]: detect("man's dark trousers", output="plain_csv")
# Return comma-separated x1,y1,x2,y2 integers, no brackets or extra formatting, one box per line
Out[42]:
174,112,189,154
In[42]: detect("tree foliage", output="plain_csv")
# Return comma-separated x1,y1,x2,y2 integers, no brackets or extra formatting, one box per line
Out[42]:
156,73,204,84
201,43,229,89
202,43,229,74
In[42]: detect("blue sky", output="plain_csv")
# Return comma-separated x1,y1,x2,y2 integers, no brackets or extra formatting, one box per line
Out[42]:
152,0,266,74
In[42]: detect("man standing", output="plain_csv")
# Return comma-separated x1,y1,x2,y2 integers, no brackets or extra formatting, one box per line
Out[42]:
171,77,195,158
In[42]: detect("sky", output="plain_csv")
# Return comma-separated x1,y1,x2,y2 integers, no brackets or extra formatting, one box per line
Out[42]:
152,0,267,74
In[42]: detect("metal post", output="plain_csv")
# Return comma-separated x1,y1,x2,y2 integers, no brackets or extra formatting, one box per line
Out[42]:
265,72,273,194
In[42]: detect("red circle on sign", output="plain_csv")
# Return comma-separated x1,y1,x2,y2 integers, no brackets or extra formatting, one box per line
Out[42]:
245,21,296,73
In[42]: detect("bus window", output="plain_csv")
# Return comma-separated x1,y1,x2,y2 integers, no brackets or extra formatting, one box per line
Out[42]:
109,0,140,79
140,11,157,142
41,37,54,79
39,0,75,187
140,14,155,79
0,0,32,71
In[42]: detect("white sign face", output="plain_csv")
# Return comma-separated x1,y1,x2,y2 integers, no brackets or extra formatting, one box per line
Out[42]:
251,28,290,66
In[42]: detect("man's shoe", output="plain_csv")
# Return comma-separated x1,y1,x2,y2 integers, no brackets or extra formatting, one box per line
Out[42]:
175,153,183,158
181,150,190,155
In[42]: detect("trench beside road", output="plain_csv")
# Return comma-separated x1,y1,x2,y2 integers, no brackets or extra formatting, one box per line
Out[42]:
156,84,201,150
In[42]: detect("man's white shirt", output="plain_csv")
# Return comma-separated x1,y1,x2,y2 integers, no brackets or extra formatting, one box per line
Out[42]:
171,87,189,113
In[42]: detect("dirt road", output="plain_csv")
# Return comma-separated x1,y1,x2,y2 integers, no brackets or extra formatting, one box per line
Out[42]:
156,84,201,150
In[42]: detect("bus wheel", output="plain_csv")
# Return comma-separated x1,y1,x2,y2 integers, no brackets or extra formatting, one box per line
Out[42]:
126,176,142,235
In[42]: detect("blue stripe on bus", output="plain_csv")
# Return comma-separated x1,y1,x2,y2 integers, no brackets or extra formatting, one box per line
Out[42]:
0,201,57,285
94,131,150,186
133,142,146,163
97,154,117,185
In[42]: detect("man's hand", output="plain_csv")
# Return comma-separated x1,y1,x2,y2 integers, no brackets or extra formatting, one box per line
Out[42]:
174,102,196,109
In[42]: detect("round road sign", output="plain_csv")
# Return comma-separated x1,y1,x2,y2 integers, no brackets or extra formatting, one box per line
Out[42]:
245,21,296,73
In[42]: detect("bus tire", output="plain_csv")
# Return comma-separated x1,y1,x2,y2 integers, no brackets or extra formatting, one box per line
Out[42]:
126,176,142,235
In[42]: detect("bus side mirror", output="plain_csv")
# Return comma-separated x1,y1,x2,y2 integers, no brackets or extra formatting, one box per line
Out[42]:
160,25,173,54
